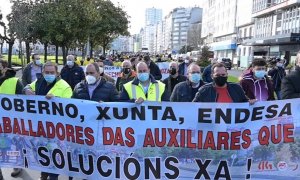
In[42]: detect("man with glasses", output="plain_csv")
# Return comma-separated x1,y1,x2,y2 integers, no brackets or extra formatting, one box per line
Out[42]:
193,63,255,103
116,60,136,92
22,53,43,86
120,62,168,103
170,63,203,102
240,58,275,101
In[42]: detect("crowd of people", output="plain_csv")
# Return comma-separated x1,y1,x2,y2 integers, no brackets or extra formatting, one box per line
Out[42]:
0,51,300,179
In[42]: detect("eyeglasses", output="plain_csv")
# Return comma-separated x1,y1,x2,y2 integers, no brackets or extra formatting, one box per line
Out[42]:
189,71,200,74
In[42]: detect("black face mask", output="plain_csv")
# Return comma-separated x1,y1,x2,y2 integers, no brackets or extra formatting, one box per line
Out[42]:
213,76,228,86
123,68,131,75
169,68,177,76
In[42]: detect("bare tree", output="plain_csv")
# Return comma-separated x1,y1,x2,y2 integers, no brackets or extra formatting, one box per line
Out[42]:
187,23,203,50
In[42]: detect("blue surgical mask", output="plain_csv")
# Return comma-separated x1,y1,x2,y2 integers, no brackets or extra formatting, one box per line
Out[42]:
35,59,42,65
67,60,74,67
190,73,201,83
138,73,149,82
254,70,266,79
44,74,56,83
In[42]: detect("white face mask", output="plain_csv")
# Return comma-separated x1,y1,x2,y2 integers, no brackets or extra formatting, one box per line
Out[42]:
184,59,189,64
99,67,104,74
67,60,74,67
86,75,97,85
35,59,41,65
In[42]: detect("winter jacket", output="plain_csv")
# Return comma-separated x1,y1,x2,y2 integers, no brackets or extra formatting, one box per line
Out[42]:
193,82,249,102
162,74,187,98
240,71,275,101
178,62,189,76
116,71,136,91
72,78,119,102
149,61,162,80
22,62,42,86
268,67,286,91
281,66,300,99
202,64,213,83
170,80,205,102
61,64,85,89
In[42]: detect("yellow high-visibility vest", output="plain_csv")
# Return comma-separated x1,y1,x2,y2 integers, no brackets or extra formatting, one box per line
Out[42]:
123,80,165,101
0,77,18,94
30,79,72,98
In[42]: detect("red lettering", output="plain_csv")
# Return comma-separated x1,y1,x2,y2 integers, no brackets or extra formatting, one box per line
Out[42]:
283,124,294,143
155,128,166,147
46,122,55,139
114,127,124,146
203,131,216,150
37,121,46,137
167,129,179,147
242,129,251,149
3,117,12,133
103,127,114,145
125,127,135,147
56,123,66,141
271,124,282,144
13,118,21,135
65,124,75,143
230,131,241,150
187,130,196,148
143,129,155,147
75,126,84,144
28,120,37,137
20,119,29,136
84,127,94,146
217,132,229,150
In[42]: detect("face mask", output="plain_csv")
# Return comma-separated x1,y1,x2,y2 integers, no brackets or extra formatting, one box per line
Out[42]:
276,63,283,67
123,68,131,75
99,67,104,74
254,70,266,79
138,73,149,82
86,75,97,85
169,68,177,75
214,76,228,87
44,74,56,83
184,59,190,64
35,59,41,65
67,60,74,67
190,73,201,83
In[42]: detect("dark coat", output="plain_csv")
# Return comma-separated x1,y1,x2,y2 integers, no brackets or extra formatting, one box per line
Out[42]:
178,62,188,76
281,66,300,99
162,74,187,98
72,78,119,102
116,71,136,91
193,82,249,102
170,80,205,102
60,64,85,89
268,67,286,91
149,61,162,80
202,64,213,83
21,62,42,86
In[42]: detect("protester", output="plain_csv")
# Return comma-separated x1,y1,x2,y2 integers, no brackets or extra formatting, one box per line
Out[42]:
143,55,162,80
95,59,115,84
130,57,139,71
281,51,300,99
0,60,24,178
72,63,119,102
193,63,255,103
120,62,168,103
267,58,286,100
116,60,136,91
83,56,94,66
202,58,218,83
170,63,204,102
24,61,72,180
178,56,192,76
61,55,85,90
103,55,114,66
240,58,275,101
22,53,43,86
163,61,187,98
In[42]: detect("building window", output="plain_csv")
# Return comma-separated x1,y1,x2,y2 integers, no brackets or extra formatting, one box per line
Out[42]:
244,28,247,38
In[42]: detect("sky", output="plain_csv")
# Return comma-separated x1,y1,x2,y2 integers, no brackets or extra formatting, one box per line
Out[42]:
0,0,202,35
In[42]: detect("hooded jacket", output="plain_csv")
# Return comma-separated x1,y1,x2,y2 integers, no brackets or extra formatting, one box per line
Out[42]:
281,66,300,99
240,71,275,101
